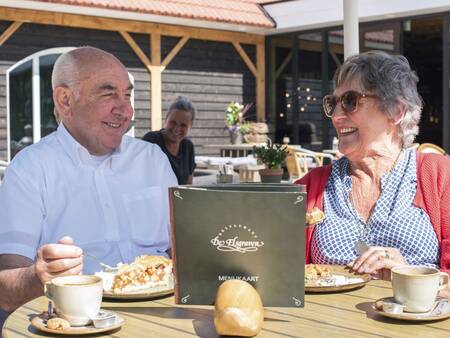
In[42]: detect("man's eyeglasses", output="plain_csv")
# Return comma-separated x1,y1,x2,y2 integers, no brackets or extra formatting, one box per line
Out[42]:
322,90,378,117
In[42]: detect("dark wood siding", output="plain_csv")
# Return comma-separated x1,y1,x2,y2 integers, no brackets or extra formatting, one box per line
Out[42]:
0,21,257,160
0,61,12,160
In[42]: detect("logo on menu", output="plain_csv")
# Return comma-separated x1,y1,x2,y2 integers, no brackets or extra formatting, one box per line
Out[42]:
210,224,264,253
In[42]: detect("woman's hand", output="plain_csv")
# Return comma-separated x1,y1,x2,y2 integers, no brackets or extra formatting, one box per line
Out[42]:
348,246,407,280
439,283,450,299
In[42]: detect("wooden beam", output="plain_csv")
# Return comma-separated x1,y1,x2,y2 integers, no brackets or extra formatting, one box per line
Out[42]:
329,49,342,67
232,41,257,77
0,7,263,45
274,36,344,54
275,51,292,79
162,36,189,68
151,33,163,131
119,31,152,70
0,21,22,46
256,41,265,122
269,41,276,131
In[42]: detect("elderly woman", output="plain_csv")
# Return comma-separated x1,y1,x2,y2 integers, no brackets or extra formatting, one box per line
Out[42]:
143,96,196,184
298,51,450,280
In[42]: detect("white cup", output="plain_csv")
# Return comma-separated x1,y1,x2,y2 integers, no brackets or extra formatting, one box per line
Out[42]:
391,265,449,313
45,275,103,326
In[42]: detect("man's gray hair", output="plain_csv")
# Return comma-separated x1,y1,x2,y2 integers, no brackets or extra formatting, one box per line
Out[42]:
334,50,422,148
167,96,196,121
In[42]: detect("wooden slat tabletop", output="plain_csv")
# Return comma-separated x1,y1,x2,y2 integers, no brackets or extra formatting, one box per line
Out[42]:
3,280,450,337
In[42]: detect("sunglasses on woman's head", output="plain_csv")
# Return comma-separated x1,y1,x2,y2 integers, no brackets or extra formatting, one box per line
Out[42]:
322,90,378,118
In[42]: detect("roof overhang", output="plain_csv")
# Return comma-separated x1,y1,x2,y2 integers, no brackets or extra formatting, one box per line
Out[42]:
1,0,269,34
263,0,450,35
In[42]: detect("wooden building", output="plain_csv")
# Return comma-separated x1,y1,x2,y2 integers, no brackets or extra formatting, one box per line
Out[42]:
2,1,450,161
0,1,273,160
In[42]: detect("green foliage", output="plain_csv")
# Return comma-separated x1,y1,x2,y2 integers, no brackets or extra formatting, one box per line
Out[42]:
253,140,289,169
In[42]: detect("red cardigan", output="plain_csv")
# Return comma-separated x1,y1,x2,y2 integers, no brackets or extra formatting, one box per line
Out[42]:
296,152,450,273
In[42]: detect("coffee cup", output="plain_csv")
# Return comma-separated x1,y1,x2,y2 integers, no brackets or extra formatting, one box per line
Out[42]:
391,265,449,313
45,275,103,326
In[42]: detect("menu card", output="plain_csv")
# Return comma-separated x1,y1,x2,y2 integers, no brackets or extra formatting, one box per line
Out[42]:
170,183,306,307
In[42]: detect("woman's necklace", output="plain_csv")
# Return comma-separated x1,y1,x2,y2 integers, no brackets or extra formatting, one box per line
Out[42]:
352,149,403,255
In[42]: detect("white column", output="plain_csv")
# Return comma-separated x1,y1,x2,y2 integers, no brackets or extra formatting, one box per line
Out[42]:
343,0,359,59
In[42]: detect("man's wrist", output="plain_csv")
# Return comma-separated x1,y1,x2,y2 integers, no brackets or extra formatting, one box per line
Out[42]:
28,264,45,295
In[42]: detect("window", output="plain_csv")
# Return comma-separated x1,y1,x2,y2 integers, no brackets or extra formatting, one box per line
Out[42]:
7,47,135,160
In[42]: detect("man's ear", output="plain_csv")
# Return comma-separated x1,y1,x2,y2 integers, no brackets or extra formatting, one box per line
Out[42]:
392,103,407,126
53,86,72,120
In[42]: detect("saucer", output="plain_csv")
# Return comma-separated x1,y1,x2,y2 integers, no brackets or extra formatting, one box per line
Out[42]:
31,312,124,335
372,297,450,321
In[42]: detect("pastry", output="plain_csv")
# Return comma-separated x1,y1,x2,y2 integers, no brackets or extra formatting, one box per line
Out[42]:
47,317,70,330
306,207,325,225
111,255,172,292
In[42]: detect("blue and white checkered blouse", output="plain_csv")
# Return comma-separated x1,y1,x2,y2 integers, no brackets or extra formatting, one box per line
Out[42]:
311,148,440,266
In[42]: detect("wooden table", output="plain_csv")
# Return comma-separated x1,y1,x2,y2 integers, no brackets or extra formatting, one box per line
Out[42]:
4,280,450,337
204,144,263,158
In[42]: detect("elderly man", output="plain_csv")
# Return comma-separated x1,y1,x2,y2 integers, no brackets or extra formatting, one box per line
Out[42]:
0,47,177,314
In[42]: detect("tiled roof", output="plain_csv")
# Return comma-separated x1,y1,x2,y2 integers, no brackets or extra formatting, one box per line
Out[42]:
29,0,275,28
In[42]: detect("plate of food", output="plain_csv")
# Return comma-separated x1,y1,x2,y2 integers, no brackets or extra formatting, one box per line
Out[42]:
305,264,370,292
95,255,174,300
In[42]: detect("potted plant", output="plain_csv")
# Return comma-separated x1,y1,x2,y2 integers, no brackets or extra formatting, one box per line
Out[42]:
225,102,252,144
253,140,289,183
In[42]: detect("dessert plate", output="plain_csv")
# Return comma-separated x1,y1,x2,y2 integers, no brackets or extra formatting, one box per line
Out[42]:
103,286,174,300
30,313,124,335
305,264,370,293
372,297,450,322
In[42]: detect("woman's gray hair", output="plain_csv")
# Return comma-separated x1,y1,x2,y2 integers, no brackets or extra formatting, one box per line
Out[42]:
334,50,422,148
167,96,196,121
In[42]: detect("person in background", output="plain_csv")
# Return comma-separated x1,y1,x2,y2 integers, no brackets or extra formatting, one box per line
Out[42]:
297,51,450,286
0,47,177,316
143,96,196,185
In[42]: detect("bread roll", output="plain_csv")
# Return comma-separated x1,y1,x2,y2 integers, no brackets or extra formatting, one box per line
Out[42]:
214,280,264,337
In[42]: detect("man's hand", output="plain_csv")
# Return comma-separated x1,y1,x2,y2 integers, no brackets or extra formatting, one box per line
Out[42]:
35,236,83,285
348,246,407,280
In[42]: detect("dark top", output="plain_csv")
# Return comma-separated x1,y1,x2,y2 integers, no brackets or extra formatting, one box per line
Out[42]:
142,130,195,185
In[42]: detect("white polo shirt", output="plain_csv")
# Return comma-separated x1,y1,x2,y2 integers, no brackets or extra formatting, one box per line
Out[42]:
0,123,177,273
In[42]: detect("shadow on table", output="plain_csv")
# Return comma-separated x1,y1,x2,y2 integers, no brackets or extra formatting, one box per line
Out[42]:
356,301,427,326
102,305,288,337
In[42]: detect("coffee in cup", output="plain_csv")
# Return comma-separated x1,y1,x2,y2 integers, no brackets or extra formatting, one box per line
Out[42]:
391,265,449,313
45,275,103,326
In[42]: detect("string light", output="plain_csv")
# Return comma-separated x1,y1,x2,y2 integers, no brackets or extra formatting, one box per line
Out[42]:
284,86,316,112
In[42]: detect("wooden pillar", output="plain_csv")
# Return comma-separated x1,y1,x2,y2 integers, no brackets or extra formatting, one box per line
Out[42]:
268,38,276,133
321,31,331,149
151,33,163,131
292,35,299,145
120,31,189,132
256,40,266,122
232,39,266,122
